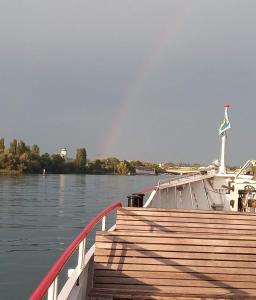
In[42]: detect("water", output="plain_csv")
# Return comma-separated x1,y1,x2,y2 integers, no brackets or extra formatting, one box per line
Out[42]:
0,174,161,300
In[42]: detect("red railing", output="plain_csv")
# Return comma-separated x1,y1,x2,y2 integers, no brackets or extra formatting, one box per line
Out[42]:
30,201,122,300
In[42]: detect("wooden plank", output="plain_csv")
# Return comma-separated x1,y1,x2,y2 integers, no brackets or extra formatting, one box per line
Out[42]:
117,215,256,226
94,248,256,262
139,298,204,300
90,288,256,299
90,207,256,299
90,288,255,300
94,256,256,269
118,207,256,215
95,235,256,247
118,207,256,219
94,277,256,289
116,224,256,235
115,220,256,230
147,298,205,300
92,284,256,296
89,291,207,300
94,270,256,282
95,242,256,254
95,263,256,275
97,230,256,241
89,287,255,299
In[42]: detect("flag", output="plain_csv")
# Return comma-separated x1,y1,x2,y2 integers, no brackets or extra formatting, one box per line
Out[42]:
219,107,231,136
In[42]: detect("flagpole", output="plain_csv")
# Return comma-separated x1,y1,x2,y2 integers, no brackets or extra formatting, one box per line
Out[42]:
218,104,230,175
219,132,227,174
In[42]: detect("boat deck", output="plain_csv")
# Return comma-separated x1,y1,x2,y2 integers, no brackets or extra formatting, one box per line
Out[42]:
89,207,256,299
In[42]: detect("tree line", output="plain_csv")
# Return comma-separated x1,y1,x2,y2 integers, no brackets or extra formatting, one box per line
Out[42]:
0,138,160,175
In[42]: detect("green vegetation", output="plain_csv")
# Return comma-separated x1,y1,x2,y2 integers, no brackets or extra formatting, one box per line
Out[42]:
0,138,160,175
0,138,86,174
87,158,159,175
2,138,240,175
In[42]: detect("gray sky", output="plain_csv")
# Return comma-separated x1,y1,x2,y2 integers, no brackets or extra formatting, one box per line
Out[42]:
1,0,256,165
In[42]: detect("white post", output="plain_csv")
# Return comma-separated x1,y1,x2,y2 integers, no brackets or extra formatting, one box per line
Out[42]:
219,132,227,174
102,216,106,231
189,183,194,208
175,186,177,207
47,277,58,300
77,239,86,269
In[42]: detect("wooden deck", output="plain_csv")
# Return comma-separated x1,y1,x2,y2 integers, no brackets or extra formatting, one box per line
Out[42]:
89,208,256,299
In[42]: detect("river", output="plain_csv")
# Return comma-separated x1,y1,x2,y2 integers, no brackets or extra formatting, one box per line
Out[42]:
0,174,163,300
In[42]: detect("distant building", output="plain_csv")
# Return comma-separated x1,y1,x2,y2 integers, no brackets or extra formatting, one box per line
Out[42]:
135,167,156,175
60,148,67,158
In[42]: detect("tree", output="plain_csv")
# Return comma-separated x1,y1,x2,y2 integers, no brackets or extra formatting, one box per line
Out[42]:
26,159,41,173
31,144,40,156
117,161,130,175
64,160,76,173
9,139,17,155
40,153,52,172
0,138,5,154
128,160,142,171
51,154,65,173
75,148,87,172
0,153,8,169
17,140,29,156
104,157,119,173
87,159,102,173
5,153,19,170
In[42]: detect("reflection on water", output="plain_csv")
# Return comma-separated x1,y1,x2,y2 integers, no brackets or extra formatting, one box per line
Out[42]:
58,175,66,216
0,174,161,300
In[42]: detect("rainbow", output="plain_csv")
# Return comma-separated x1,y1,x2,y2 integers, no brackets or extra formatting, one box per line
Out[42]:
100,11,186,158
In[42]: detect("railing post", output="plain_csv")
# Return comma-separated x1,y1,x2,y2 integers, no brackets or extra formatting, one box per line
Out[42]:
102,216,106,231
47,276,58,300
77,238,86,269
29,201,122,300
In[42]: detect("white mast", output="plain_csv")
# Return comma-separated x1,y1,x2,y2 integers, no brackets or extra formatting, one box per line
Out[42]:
218,104,231,175
219,132,227,174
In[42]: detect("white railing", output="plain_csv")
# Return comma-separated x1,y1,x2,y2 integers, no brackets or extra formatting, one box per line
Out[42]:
158,173,214,189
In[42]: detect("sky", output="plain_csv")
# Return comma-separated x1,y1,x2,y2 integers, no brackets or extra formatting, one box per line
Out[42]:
0,0,256,166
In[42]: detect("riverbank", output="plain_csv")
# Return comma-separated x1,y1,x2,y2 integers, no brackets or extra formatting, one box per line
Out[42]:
0,169,22,175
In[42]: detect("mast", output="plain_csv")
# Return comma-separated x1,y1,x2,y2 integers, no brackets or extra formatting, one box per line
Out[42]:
218,104,231,175
219,132,227,174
